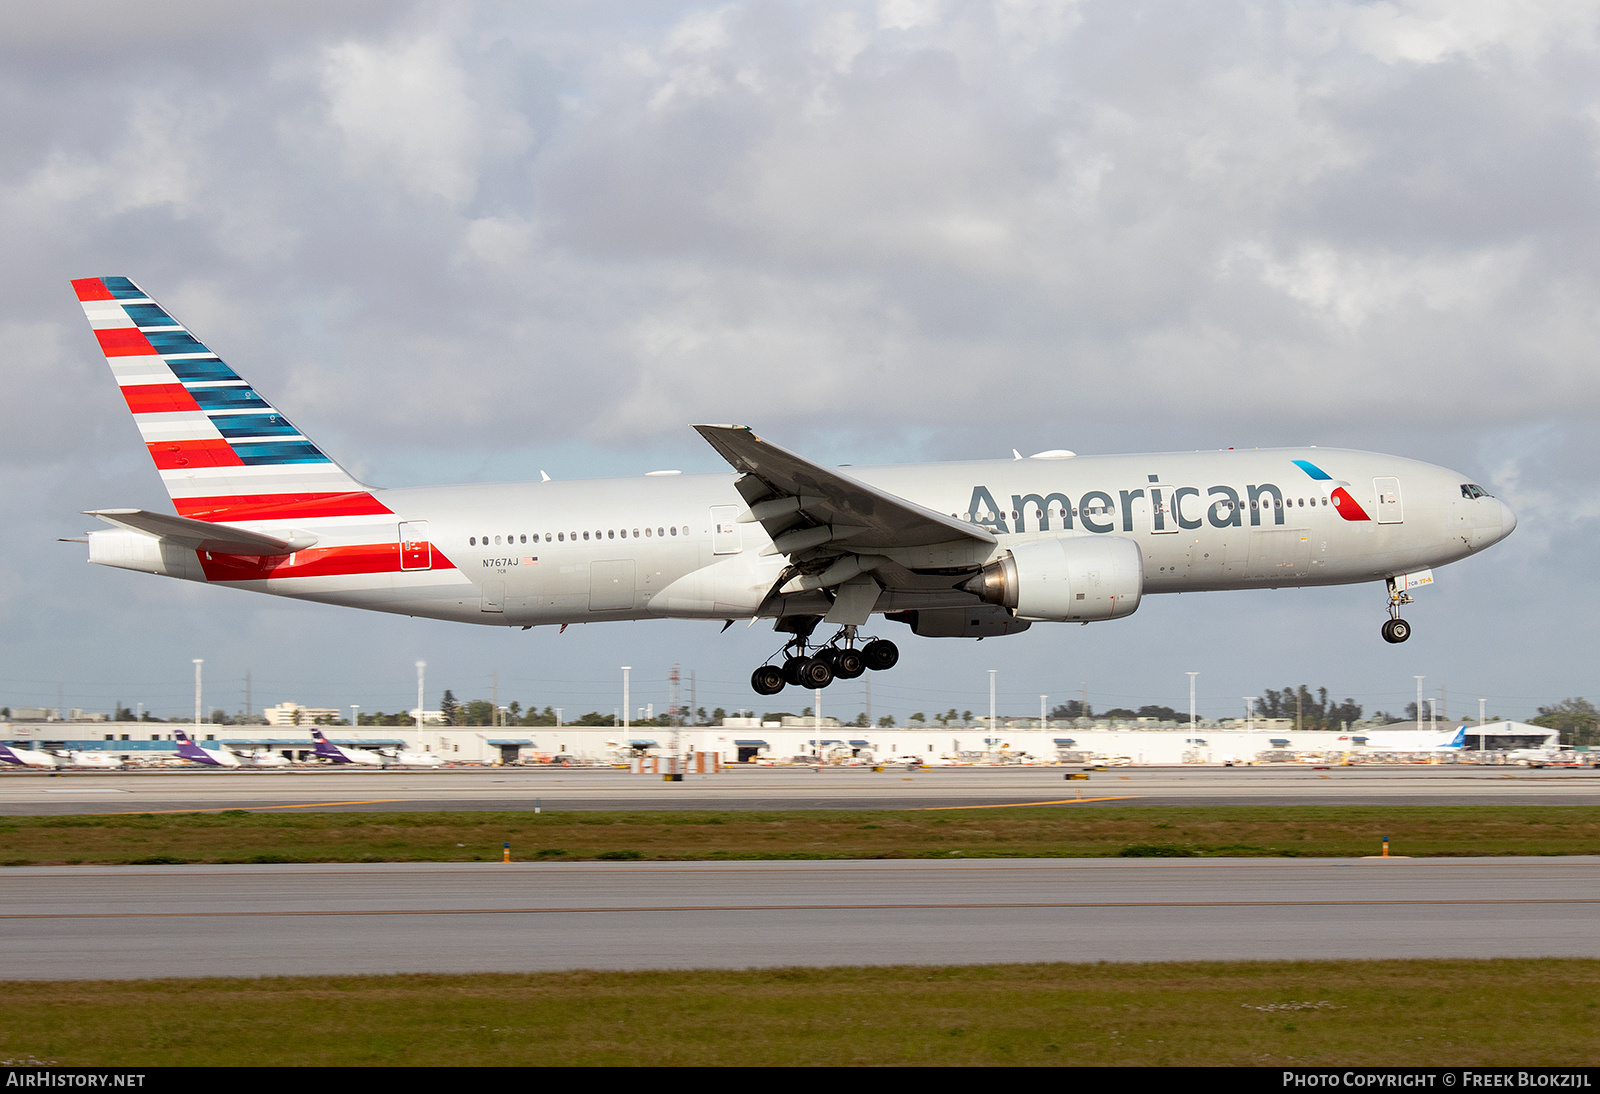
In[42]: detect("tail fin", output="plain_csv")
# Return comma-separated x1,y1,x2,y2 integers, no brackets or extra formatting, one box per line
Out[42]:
310,729,345,761
73,276,391,523
173,729,207,760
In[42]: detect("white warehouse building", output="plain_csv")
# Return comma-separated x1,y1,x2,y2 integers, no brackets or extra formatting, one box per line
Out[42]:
0,719,1560,766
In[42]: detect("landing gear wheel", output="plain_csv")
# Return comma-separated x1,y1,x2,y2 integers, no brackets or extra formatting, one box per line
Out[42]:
862,639,899,671
751,665,786,695
814,648,841,671
797,657,835,689
1381,618,1411,644
832,648,866,679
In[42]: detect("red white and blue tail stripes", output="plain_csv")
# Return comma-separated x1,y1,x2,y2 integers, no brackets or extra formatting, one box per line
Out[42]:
72,276,392,524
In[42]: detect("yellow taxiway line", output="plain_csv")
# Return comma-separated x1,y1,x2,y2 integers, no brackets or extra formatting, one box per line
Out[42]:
108,799,410,815
914,796,1140,810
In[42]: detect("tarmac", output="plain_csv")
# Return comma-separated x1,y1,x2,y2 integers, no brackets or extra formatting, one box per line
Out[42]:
0,763,1596,814
3,856,1597,979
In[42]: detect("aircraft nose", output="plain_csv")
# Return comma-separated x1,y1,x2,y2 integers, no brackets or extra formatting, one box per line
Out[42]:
1499,499,1517,539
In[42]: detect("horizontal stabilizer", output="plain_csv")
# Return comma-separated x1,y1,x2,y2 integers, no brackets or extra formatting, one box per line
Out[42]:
86,509,317,555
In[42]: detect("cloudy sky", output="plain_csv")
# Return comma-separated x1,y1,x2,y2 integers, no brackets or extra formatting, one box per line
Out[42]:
3,0,1597,724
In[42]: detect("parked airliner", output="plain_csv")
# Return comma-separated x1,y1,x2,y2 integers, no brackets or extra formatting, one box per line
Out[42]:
69,276,1516,695
310,729,383,766
66,752,122,769
174,728,242,768
0,744,58,769
382,748,447,768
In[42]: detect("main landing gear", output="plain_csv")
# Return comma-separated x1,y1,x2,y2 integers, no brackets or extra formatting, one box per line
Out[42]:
749,624,899,695
1382,576,1413,644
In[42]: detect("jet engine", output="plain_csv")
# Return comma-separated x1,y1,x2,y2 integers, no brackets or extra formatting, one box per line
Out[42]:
965,536,1144,622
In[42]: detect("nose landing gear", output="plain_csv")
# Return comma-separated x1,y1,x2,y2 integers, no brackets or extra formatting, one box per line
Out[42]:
749,625,899,694
1382,576,1413,644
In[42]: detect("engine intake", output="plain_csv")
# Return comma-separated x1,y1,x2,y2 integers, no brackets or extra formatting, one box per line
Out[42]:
965,536,1143,622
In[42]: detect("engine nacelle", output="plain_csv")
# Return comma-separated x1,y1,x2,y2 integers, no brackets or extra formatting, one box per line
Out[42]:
966,536,1143,622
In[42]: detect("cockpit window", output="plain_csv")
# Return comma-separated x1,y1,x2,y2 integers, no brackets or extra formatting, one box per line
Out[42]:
1461,484,1492,499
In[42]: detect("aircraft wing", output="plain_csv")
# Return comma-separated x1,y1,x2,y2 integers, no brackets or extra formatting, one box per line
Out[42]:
86,509,317,556
693,425,994,552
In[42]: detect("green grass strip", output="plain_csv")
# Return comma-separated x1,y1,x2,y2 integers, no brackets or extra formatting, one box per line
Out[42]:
1,958,1596,1066
2,805,1600,864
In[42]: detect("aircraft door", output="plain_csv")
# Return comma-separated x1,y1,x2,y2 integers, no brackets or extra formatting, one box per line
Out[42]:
711,506,742,554
1373,477,1403,524
480,576,504,613
399,521,431,570
1147,484,1178,534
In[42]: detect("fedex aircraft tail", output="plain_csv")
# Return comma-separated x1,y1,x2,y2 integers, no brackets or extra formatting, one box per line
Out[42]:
0,743,57,769
309,728,341,761
174,728,240,767
309,728,383,766
72,276,389,524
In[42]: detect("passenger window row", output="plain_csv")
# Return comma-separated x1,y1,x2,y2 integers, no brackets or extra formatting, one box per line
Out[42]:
952,496,1333,523
469,527,688,547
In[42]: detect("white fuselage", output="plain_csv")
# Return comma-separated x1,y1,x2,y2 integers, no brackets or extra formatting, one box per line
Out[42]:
85,447,1515,630
0,745,59,769
389,751,446,767
67,752,123,769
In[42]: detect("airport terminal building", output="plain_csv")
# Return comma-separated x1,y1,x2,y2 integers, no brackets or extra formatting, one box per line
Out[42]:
0,715,1564,767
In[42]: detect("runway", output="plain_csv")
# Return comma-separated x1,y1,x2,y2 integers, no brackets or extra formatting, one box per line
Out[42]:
2,856,1597,980
0,764,1596,814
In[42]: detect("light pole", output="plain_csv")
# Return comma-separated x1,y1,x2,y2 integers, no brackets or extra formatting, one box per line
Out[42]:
1414,676,1424,731
1243,697,1257,733
351,705,359,727
622,667,631,731
416,661,426,734
989,669,997,739
193,659,203,728
1187,671,1198,730
1040,694,1047,731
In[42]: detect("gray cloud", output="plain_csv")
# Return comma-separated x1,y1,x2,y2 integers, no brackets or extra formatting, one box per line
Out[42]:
1,1,1597,721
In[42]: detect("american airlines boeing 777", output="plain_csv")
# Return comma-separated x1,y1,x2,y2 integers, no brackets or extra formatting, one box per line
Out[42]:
69,276,1516,695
